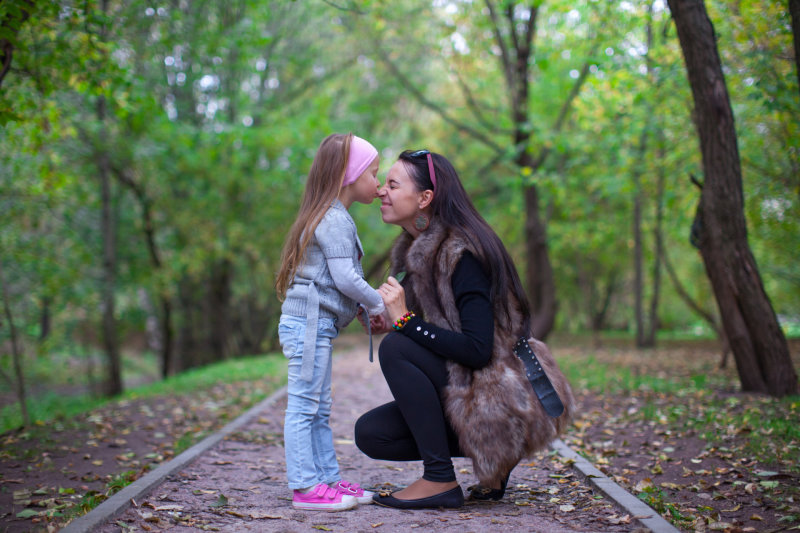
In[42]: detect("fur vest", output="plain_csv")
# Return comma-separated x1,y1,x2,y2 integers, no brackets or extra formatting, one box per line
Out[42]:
390,221,575,486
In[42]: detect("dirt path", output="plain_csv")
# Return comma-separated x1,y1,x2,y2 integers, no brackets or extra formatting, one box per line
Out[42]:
89,336,651,533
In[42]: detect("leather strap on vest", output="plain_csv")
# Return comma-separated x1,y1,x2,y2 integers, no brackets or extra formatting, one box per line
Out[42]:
513,337,565,418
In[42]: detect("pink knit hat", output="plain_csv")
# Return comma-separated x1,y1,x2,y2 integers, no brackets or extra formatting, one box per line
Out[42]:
343,135,378,186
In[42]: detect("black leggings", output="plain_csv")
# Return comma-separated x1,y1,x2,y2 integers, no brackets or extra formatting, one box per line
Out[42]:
354,332,464,482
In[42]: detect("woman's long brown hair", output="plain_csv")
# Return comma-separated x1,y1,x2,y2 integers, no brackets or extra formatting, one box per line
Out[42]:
397,150,532,335
275,133,352,300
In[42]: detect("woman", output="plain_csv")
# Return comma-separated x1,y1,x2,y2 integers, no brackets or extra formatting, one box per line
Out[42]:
354,149,575,509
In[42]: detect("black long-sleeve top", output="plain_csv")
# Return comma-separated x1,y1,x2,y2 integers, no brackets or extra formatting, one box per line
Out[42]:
398,252,494,369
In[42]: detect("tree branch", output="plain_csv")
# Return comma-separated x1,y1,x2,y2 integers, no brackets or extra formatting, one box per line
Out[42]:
451,66,512,135
373,42,506,156
320,0,367,15
530,59,592,169
0,0,36,89
484,0,514,91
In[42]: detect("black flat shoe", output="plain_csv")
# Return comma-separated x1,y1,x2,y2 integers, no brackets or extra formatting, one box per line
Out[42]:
372,485,464,509
467,471,511,501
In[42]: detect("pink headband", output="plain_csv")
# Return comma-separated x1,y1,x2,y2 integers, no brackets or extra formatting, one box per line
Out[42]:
343,136,378,186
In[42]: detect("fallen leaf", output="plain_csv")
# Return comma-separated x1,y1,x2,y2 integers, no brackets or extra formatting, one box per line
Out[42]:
708,522,735,531
250,512,283,519
153,504,184,511
559,504,575,512
755,470,778,477
210,494,228,508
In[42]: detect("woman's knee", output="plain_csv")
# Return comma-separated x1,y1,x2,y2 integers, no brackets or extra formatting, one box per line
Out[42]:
378,332,414,366
354,413,378,458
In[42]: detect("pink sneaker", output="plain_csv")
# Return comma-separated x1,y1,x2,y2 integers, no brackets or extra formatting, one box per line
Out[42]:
293,483,357,511
333,480,374,504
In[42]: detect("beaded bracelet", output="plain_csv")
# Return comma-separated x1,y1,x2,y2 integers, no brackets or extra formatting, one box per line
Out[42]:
392,311,415,331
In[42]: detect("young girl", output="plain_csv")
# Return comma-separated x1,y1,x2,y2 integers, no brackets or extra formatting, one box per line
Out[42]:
275,133,384,511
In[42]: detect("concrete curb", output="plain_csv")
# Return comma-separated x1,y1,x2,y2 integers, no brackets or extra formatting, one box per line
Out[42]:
60,384,288,533
551,438,681,533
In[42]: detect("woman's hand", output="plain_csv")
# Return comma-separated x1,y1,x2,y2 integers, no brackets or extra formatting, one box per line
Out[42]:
377,276,408,324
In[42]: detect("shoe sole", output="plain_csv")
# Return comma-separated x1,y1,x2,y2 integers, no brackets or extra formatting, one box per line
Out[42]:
292,501,358,511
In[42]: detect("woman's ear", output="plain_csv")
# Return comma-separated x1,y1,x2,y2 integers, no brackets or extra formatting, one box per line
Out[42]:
418,189,434,209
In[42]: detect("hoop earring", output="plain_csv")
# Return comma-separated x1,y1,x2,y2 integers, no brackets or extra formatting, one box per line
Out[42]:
414,212,430,232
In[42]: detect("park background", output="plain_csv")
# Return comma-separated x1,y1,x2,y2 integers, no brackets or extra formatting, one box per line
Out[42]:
1,1,799,530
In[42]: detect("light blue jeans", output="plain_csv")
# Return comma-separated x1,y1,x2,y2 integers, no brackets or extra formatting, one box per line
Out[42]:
279,314,341,490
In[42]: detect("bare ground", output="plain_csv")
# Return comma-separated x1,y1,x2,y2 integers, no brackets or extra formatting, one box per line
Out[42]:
1,334,798,532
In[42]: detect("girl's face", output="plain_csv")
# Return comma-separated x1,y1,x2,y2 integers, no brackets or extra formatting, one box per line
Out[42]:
343,157,380,207
379,160,428,234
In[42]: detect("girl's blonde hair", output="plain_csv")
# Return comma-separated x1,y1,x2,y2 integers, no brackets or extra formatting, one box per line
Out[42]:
275,133,353,300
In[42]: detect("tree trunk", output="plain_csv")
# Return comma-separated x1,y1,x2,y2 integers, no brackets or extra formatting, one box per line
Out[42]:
645,139,667,347
111,165,175,378
97,94,122,396
0,260,30,427
790,0,800,93
635,6,660,348
0,0,35,89
632,126,648,347
208,260,233,361
668,0,797,397
39,296,51,341
485,1,558,339
523,185,556,338
160,299,174,376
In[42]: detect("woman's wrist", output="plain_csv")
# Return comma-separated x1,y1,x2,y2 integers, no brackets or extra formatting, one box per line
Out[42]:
391,311,415,330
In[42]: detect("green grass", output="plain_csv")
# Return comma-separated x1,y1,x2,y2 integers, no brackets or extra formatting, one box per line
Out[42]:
637,486,695,528
556,354,691,395
0,353,285,434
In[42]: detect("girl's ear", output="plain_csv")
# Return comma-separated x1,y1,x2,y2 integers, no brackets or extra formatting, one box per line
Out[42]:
418,189,434,209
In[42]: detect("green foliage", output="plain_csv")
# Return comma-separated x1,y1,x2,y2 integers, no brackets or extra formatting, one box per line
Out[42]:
0,353,284,433
0,0,797,403
637,485,695,527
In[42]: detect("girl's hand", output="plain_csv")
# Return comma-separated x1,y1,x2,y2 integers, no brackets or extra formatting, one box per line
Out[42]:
356,306,370,334
377,276,408,323
369,313,391,334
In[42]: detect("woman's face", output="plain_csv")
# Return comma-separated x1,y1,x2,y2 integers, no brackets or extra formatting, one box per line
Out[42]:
379,160,425,231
